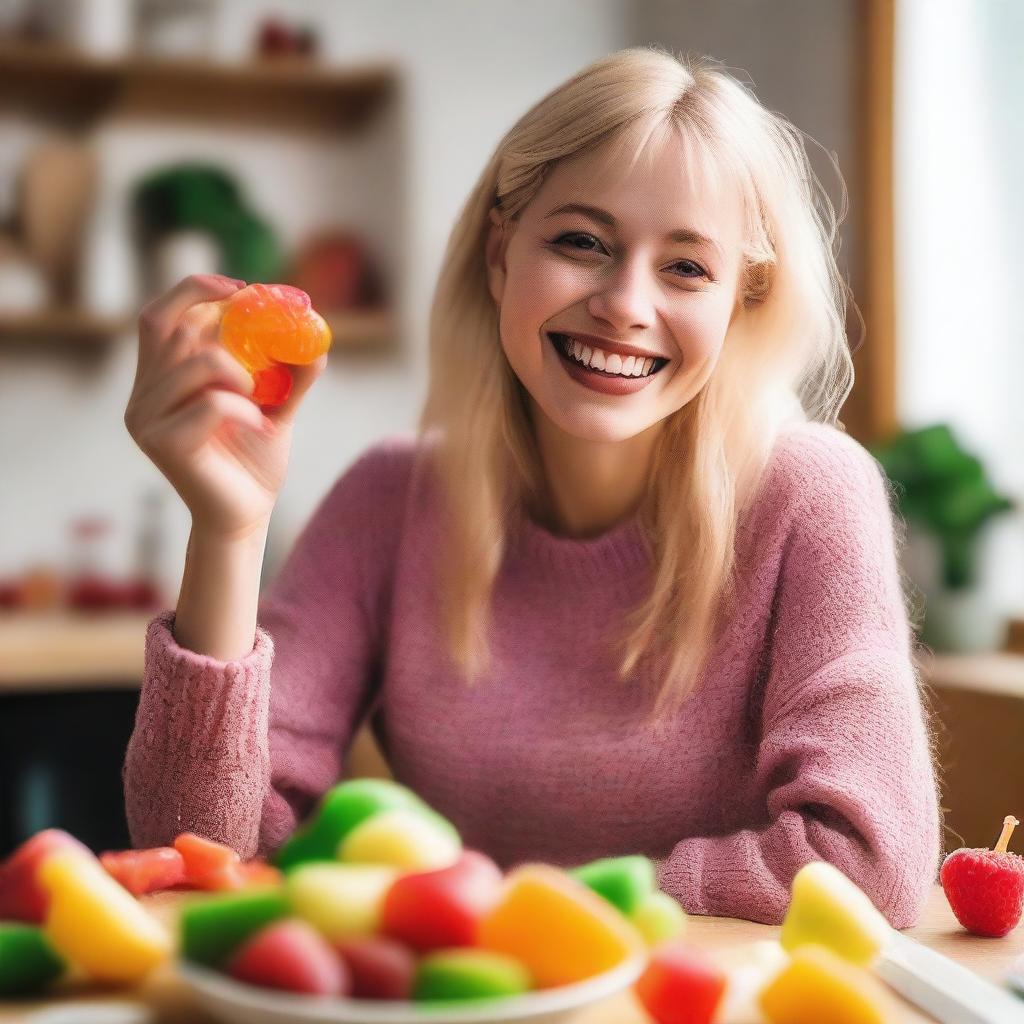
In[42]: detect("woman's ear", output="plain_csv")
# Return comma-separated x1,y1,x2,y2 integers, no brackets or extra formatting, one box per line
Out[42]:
485,207,508,308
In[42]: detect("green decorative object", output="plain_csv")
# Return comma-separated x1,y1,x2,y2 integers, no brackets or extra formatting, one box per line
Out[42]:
868,423,1015,589
133,163,284,283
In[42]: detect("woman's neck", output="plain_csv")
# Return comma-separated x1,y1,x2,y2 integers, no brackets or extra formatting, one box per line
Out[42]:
529,406,662,538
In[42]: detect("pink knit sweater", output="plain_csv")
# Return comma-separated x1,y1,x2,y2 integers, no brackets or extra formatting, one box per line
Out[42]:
123,421,942,927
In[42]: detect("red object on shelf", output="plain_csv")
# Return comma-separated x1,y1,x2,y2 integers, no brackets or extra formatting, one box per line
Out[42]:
255,18,318,58
289,232,382,312
66,575,160,611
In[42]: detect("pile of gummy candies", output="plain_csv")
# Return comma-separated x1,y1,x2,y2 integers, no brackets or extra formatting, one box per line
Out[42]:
180,778,673,1002
0,777,921,1024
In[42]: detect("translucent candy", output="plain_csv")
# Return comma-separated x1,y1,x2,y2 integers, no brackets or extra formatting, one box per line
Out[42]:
780,862,891,967
37,850,172,983
760,944,895,1024
338,807,462,871
476,863,645,988
219,283,332,408
287,863,398,942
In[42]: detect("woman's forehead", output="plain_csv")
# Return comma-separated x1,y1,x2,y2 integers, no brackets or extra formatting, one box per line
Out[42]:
531,129,744,251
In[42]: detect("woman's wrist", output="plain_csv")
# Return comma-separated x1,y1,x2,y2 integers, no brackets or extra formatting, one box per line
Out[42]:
173,519,271,661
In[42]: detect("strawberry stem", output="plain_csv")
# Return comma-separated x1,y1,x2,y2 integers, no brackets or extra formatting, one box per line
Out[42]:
994,815,1019,854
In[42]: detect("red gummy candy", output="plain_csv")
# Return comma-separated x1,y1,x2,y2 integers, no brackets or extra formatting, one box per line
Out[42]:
335,935,417,1000
251,364,292,407
381,849,503,951
0,829,91,923
634,940,727,1024
228,919,349,996
100,847,186,896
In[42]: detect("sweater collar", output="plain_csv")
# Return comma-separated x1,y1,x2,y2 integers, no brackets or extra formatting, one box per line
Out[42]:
508,506,652,582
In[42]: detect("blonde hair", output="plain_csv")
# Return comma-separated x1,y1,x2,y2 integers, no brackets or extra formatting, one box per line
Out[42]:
414,44,855,721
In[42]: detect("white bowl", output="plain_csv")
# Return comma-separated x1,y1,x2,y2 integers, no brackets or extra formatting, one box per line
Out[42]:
178,952,648,1024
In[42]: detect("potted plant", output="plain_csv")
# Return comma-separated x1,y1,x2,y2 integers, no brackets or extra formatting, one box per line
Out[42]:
869,423,1016,653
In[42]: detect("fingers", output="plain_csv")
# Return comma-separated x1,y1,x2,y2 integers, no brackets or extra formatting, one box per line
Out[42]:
140,346,255,422
137,273,245,361
157,388,268,456
267,354,328,424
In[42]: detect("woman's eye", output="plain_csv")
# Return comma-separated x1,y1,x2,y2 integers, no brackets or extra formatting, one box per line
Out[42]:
552,232,708,279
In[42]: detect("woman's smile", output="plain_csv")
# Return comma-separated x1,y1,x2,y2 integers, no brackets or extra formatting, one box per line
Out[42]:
545,331,671,396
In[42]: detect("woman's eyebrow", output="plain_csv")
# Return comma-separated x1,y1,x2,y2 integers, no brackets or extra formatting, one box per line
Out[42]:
543,202,722,257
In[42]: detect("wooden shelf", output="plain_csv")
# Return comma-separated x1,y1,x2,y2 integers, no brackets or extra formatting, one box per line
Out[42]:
0,611,152,691
0,308,130,344
0,306,396,349
325,307,397,351
0,42,399,133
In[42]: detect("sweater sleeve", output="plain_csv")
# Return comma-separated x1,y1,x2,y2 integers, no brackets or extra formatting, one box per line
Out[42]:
656,426,943,929
122,439,414,859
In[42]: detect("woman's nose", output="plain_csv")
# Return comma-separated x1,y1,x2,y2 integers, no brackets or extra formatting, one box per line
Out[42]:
586,257,658,332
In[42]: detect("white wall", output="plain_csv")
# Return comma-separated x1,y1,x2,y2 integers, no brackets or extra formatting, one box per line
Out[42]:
894,0,1024,615
1,0,627,597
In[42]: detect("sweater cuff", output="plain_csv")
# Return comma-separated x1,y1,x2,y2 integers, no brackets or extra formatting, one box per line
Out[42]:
138,610,274,761
655,841,707,917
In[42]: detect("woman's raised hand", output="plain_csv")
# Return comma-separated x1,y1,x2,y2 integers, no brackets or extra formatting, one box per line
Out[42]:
124,274,326,540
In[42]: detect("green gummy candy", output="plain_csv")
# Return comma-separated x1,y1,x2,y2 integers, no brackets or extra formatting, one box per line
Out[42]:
274,779,427,870
570,855,656,914
414,949,532,1001
180,888,290,967
0,923,65,996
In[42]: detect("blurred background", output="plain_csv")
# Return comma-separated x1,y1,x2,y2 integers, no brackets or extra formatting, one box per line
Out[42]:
0,0,1021,862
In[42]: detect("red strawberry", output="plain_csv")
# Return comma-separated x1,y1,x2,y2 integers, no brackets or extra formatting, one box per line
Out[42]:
228,919,349,996
941,815,1024,937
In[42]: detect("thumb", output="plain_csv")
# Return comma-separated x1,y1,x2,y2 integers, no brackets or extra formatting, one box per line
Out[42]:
268,354,328,424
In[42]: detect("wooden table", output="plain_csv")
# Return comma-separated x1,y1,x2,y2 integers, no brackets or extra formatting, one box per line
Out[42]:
3,885,1021,1023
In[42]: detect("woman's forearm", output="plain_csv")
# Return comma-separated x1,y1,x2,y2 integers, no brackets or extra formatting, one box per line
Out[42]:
173,520,271,661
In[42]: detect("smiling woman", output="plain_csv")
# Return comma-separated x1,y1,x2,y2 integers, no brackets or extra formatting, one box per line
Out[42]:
124,44,941,934
424,45,854,714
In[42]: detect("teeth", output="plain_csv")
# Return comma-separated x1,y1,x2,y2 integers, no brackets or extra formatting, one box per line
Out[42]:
554,334,661,378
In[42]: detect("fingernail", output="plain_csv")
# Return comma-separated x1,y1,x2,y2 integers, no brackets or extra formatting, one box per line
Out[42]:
231,278,247,287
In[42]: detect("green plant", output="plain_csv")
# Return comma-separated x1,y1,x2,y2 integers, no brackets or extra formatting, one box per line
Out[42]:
132,164,284,283
869,424,1015,589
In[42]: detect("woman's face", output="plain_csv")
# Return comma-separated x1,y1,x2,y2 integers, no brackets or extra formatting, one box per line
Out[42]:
486,134,746,444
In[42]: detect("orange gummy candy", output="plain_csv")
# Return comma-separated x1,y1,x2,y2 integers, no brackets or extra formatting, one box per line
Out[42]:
476,863,645,988
219,283,332,376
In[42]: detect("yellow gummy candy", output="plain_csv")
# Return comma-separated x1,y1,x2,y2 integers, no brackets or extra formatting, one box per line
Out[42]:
287,863,398,941
759,944,896,1024
476,863,645,988
38,850,172,983
337,808,461,871
631,890,687,946
780,861,891,967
